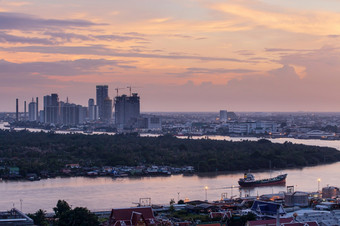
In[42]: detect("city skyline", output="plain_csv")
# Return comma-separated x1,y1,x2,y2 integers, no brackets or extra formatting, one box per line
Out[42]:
2,0,340,112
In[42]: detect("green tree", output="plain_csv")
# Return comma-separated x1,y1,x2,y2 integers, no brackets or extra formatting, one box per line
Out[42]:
240,212,256,224
53,200,71,218
58,207,99,226
28,209,48,226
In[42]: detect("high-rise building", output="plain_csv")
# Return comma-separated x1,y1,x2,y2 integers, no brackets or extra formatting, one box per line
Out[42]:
115,93,140,129
60,102,87,126
28,98,37,121
102,97,113,122
88,98,99,121
59,102,77,125
24,101,27,121
96,85,108,120
44,93,59,124
39,110,44,123
78,105,87,124
16,98,19,121
220,110,228,123
36,97,39,122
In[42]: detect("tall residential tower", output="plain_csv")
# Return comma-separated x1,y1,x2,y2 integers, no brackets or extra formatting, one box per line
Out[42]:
96,85,109,120
28,98,37,121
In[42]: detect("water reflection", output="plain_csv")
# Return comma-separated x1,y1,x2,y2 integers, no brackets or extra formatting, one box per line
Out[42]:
1,122,340,213
0,162,339,213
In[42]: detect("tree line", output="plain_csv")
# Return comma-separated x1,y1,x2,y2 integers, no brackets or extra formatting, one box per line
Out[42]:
0,130,340,176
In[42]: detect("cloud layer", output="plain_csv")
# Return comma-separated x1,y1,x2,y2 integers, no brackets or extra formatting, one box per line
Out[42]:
1,0,340,111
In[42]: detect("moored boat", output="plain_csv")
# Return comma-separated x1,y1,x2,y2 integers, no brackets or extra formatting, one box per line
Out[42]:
238,173,287,187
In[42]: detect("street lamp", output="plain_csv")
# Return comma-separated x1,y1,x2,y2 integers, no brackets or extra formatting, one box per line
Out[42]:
317,178,321,192
204,186,208,201
231,185,234,199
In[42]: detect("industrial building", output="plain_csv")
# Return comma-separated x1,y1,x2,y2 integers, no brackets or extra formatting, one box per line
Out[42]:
0,208,34,225
322,186,340,199
284,191,309,207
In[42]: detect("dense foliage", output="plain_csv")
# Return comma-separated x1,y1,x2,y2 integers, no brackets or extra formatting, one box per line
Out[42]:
0,130,340,175
28,209,48,226
28,200,99,226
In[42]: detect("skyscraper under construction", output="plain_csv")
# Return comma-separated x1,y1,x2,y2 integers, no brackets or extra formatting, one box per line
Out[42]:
114,93,140,129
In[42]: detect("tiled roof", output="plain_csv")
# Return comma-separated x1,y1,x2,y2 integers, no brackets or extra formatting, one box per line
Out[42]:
247,217,293,226
108,207,156,226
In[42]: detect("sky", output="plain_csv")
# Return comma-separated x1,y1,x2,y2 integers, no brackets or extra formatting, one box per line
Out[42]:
1,0,340,112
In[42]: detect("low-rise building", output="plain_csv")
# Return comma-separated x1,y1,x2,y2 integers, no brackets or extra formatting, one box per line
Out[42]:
0,208,34,225
285,192,309,207
106,207,156,226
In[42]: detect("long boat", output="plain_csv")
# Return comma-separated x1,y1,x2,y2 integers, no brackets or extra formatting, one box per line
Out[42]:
238,173,287,187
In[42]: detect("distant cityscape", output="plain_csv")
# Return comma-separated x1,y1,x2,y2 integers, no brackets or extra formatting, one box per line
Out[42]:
7,85,162,132
1,86,340,139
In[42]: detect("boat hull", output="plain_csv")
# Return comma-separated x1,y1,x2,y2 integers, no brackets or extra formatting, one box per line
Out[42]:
238,174,287,187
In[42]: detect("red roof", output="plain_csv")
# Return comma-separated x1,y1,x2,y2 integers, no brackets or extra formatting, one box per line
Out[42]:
247,218,319,226
197,224,220,226
108,207,156,226
178,223,190,226
282,222,318,226
247,217,293,226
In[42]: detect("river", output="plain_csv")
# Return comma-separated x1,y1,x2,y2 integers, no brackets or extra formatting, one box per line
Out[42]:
1,122,340,213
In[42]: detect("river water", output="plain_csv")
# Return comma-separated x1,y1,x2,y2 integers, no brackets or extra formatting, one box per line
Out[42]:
1,123,340,213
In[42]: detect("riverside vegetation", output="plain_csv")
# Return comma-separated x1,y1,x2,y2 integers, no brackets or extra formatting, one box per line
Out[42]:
0,129,340,178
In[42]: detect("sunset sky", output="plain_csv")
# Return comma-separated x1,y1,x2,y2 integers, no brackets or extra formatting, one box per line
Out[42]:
1,0,340,112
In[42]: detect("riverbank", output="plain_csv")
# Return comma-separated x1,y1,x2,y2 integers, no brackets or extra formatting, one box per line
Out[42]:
1,161,340,213
1,129,340,180
3,122,340,149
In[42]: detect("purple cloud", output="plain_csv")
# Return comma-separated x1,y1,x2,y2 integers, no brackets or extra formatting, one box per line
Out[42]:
0,45,246,62
265,48,313,52
44,32,91,42
92,34,146,42
187,67,257,74
0,58,134,76
0,12,102,30
0,31,54,45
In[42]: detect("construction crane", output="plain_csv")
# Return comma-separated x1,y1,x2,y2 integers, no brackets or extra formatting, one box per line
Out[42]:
115,87,126,97
126,86,141,96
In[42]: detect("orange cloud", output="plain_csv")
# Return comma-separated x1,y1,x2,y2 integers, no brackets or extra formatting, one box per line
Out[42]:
212,2,340,35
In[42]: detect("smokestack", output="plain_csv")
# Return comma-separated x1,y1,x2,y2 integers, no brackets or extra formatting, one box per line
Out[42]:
24,101,27,121
16,98,19,121
36,97,39,121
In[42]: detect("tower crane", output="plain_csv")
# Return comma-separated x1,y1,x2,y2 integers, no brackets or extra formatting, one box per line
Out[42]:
115,87,126,97
126,86,141,96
